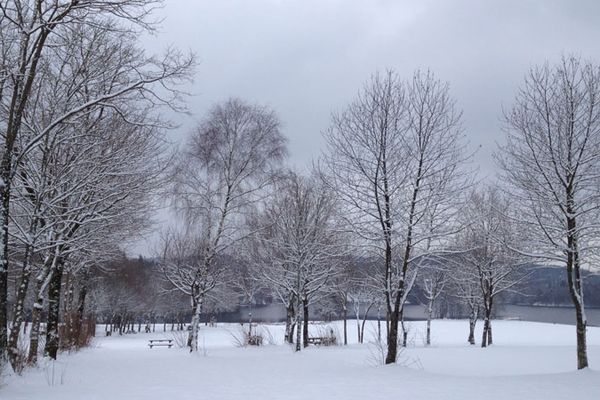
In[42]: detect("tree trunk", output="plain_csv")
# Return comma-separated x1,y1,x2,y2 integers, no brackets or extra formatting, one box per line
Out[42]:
574,300,588,369
295,309,302,352
64,274,76,350
343,305,347,346
468,305,478,345
118,314,124,335
565,194,588,369
426,295,436,346
377,305,382,342
44,257,64,360
0,154,13,366
284,300,295,343
355,305,361,344
8,245,34,368
360,303,374,345
302,299,309,348
289,322,296,344
72,276,89,349
27,280,46,365
188,296,202,352
401,319,408,347
385,309,399,364
468,320,476,345
426,314,432,346
481,313,490,348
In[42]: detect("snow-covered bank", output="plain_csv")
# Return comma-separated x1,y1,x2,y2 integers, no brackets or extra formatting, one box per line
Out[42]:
3,320,600,400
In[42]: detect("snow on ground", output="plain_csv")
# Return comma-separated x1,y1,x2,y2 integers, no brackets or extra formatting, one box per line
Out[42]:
3,320,600,400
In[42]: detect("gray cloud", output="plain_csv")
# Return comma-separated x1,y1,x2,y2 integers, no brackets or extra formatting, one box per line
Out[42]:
143,0,600,171
131,0,600,254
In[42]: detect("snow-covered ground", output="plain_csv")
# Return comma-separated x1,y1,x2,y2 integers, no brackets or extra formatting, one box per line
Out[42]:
3,320,600,400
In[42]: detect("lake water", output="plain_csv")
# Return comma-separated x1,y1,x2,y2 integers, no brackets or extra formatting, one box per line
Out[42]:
226,303,600,327
495,304,600,327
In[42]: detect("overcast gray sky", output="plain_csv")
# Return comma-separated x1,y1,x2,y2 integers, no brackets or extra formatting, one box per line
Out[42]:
131,0,600,255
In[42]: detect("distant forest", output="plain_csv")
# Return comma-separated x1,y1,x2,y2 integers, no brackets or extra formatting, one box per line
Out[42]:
14,256,595,327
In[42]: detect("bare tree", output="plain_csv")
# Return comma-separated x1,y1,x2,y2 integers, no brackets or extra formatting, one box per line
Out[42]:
254,172,340,351
22,110,166,363
159,228,224,353
8,24,177,364
497,56,600,369
347,272,379,345
165,98,287,353
322,70,469,364
447,256,482,345
329,258,362,346
417,261,447,346
455,187,525,348
228,249,267,329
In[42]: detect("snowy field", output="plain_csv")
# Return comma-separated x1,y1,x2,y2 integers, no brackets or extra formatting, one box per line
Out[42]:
3,320,600,400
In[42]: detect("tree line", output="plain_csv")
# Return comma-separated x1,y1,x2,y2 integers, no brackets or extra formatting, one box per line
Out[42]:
0,0,194,373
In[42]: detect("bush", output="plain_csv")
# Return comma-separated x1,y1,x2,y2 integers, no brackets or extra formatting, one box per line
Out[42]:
246,333,263,346
230,324,265,347
315,324,339,346
59,313,96,351
170,329,189,348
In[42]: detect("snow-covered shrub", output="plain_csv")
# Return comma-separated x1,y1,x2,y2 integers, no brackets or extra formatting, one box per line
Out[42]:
245,324,264,346
367,326,422,367
315,324,339,346
246,334,263,346
367,324,407,366
259,326,277,346
229,325,264,347
229,326,248,348
367,333,389,366
169,329,189,348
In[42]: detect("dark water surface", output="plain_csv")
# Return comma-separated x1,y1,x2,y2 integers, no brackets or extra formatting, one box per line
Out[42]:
227,303,600,327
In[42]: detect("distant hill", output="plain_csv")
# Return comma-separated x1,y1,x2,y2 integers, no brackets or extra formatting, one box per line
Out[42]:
500,265,600,308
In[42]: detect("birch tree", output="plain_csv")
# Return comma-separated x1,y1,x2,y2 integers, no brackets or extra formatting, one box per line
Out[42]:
166,98,287,353
497,56,600,369
417,261,447,346
159,228,223,352
323,70,469,364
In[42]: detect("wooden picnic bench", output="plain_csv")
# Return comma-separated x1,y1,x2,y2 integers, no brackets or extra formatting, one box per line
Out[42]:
148,339,173,349
307,336,336,346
